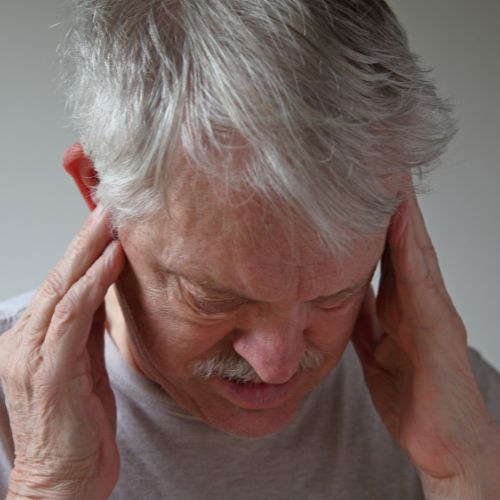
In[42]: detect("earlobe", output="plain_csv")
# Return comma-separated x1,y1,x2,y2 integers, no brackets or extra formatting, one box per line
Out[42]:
63,143,99,211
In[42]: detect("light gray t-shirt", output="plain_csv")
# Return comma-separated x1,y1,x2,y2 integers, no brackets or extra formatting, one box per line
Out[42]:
1,292,499,499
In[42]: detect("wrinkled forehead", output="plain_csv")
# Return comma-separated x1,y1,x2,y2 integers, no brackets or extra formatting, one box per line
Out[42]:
123,170,386,302
153,141,399,261
164,157,343,250
163,166,335,260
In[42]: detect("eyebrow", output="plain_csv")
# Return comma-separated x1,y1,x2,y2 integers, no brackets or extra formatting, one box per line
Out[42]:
312,278,371,303
165,267,374,303
162,268,243,297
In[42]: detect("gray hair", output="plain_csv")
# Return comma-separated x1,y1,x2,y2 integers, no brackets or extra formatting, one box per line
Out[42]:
190,344,325,383
61,0,456,252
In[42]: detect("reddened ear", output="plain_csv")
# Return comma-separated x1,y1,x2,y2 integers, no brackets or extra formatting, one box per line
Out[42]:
63,143,99,211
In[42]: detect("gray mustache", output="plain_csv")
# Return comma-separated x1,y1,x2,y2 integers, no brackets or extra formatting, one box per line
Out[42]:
191,346,325,383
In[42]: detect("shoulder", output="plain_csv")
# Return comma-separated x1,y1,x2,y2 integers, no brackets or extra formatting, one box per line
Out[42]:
0,291,35,335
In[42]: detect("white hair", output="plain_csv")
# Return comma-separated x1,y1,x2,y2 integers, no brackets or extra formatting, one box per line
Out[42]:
61,0,456,252
190,345,325,383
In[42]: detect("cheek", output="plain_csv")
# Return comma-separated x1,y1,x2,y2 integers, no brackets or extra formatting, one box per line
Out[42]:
139,310,234,371
118,240,366,378
117,261,236,374
307,298,364,353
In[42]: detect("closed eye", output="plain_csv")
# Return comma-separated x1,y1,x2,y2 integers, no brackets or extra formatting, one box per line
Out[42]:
175,274,368,316
188,295,248,316
311,287,365,311
176,275,248,316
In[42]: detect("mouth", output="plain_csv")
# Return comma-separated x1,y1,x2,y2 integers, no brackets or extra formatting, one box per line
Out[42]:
213,374,299,410
225,375,262,384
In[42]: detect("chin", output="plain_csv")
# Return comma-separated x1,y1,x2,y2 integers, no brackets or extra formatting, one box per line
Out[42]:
186,373,320,438
201,399,304,438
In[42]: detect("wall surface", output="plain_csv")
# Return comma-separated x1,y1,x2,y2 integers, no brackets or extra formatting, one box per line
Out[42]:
0,1,499,369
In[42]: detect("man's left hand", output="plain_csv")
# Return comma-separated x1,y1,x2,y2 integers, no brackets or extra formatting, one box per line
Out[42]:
351,191,500,499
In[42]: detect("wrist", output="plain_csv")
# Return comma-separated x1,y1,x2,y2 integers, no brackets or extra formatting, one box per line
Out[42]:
419,472,482,500
8,466,101,500
419,421,500,500
8,479,84,500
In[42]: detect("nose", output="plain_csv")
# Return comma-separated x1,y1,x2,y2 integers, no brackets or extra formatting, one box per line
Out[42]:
232,307,307,384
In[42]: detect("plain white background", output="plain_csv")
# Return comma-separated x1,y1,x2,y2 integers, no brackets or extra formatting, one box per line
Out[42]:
0,1,499,369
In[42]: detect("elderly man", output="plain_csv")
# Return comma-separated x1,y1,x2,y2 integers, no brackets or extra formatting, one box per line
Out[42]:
1,0,499,499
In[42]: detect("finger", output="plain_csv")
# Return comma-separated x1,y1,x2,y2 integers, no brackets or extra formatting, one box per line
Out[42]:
87,303,117,433
86,303,107,379
378,244,396,302
379,193,408,292
44,239,125,363
376,207,405,333
25,205,114,339
386,196,454,331
405,191,446,289
351,286,385,361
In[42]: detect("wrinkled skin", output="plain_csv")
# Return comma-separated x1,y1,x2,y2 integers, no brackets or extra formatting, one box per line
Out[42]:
1,181,499,499
0,206,124,499
351,193,500,498
107,172,386,438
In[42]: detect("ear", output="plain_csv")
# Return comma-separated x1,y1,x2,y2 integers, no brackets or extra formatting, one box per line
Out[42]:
63,143,99,211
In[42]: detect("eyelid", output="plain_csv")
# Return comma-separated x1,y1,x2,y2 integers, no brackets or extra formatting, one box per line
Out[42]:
176,276,247,315
312,285,366,309
174,274,368,315
192,296,247,315
311,294,350,309
177,275,237,300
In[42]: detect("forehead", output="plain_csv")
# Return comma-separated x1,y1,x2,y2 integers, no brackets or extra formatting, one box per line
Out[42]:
123,183,386,302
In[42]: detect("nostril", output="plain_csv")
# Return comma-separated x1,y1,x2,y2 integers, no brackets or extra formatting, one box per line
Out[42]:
229,327,246,341
231,325,307,384
245,351,303,384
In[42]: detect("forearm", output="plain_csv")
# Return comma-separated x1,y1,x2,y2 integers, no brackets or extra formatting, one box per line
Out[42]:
420,423,500,500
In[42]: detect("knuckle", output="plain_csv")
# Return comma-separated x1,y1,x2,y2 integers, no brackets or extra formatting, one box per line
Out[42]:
1,351,39,391
41,268,67,300
19,310,33,327
80,270,104,299
52,291,81,324
24,350,44,382
422,268,437,291
69,231,86,257
49,272,99,330
83,263,108,297
9,312,33,340
83,266,98,285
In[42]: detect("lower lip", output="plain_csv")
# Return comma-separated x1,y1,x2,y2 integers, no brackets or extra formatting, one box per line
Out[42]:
213,375,298,410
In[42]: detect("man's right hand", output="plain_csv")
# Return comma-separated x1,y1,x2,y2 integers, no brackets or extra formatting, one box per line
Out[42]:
0,205,125,500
